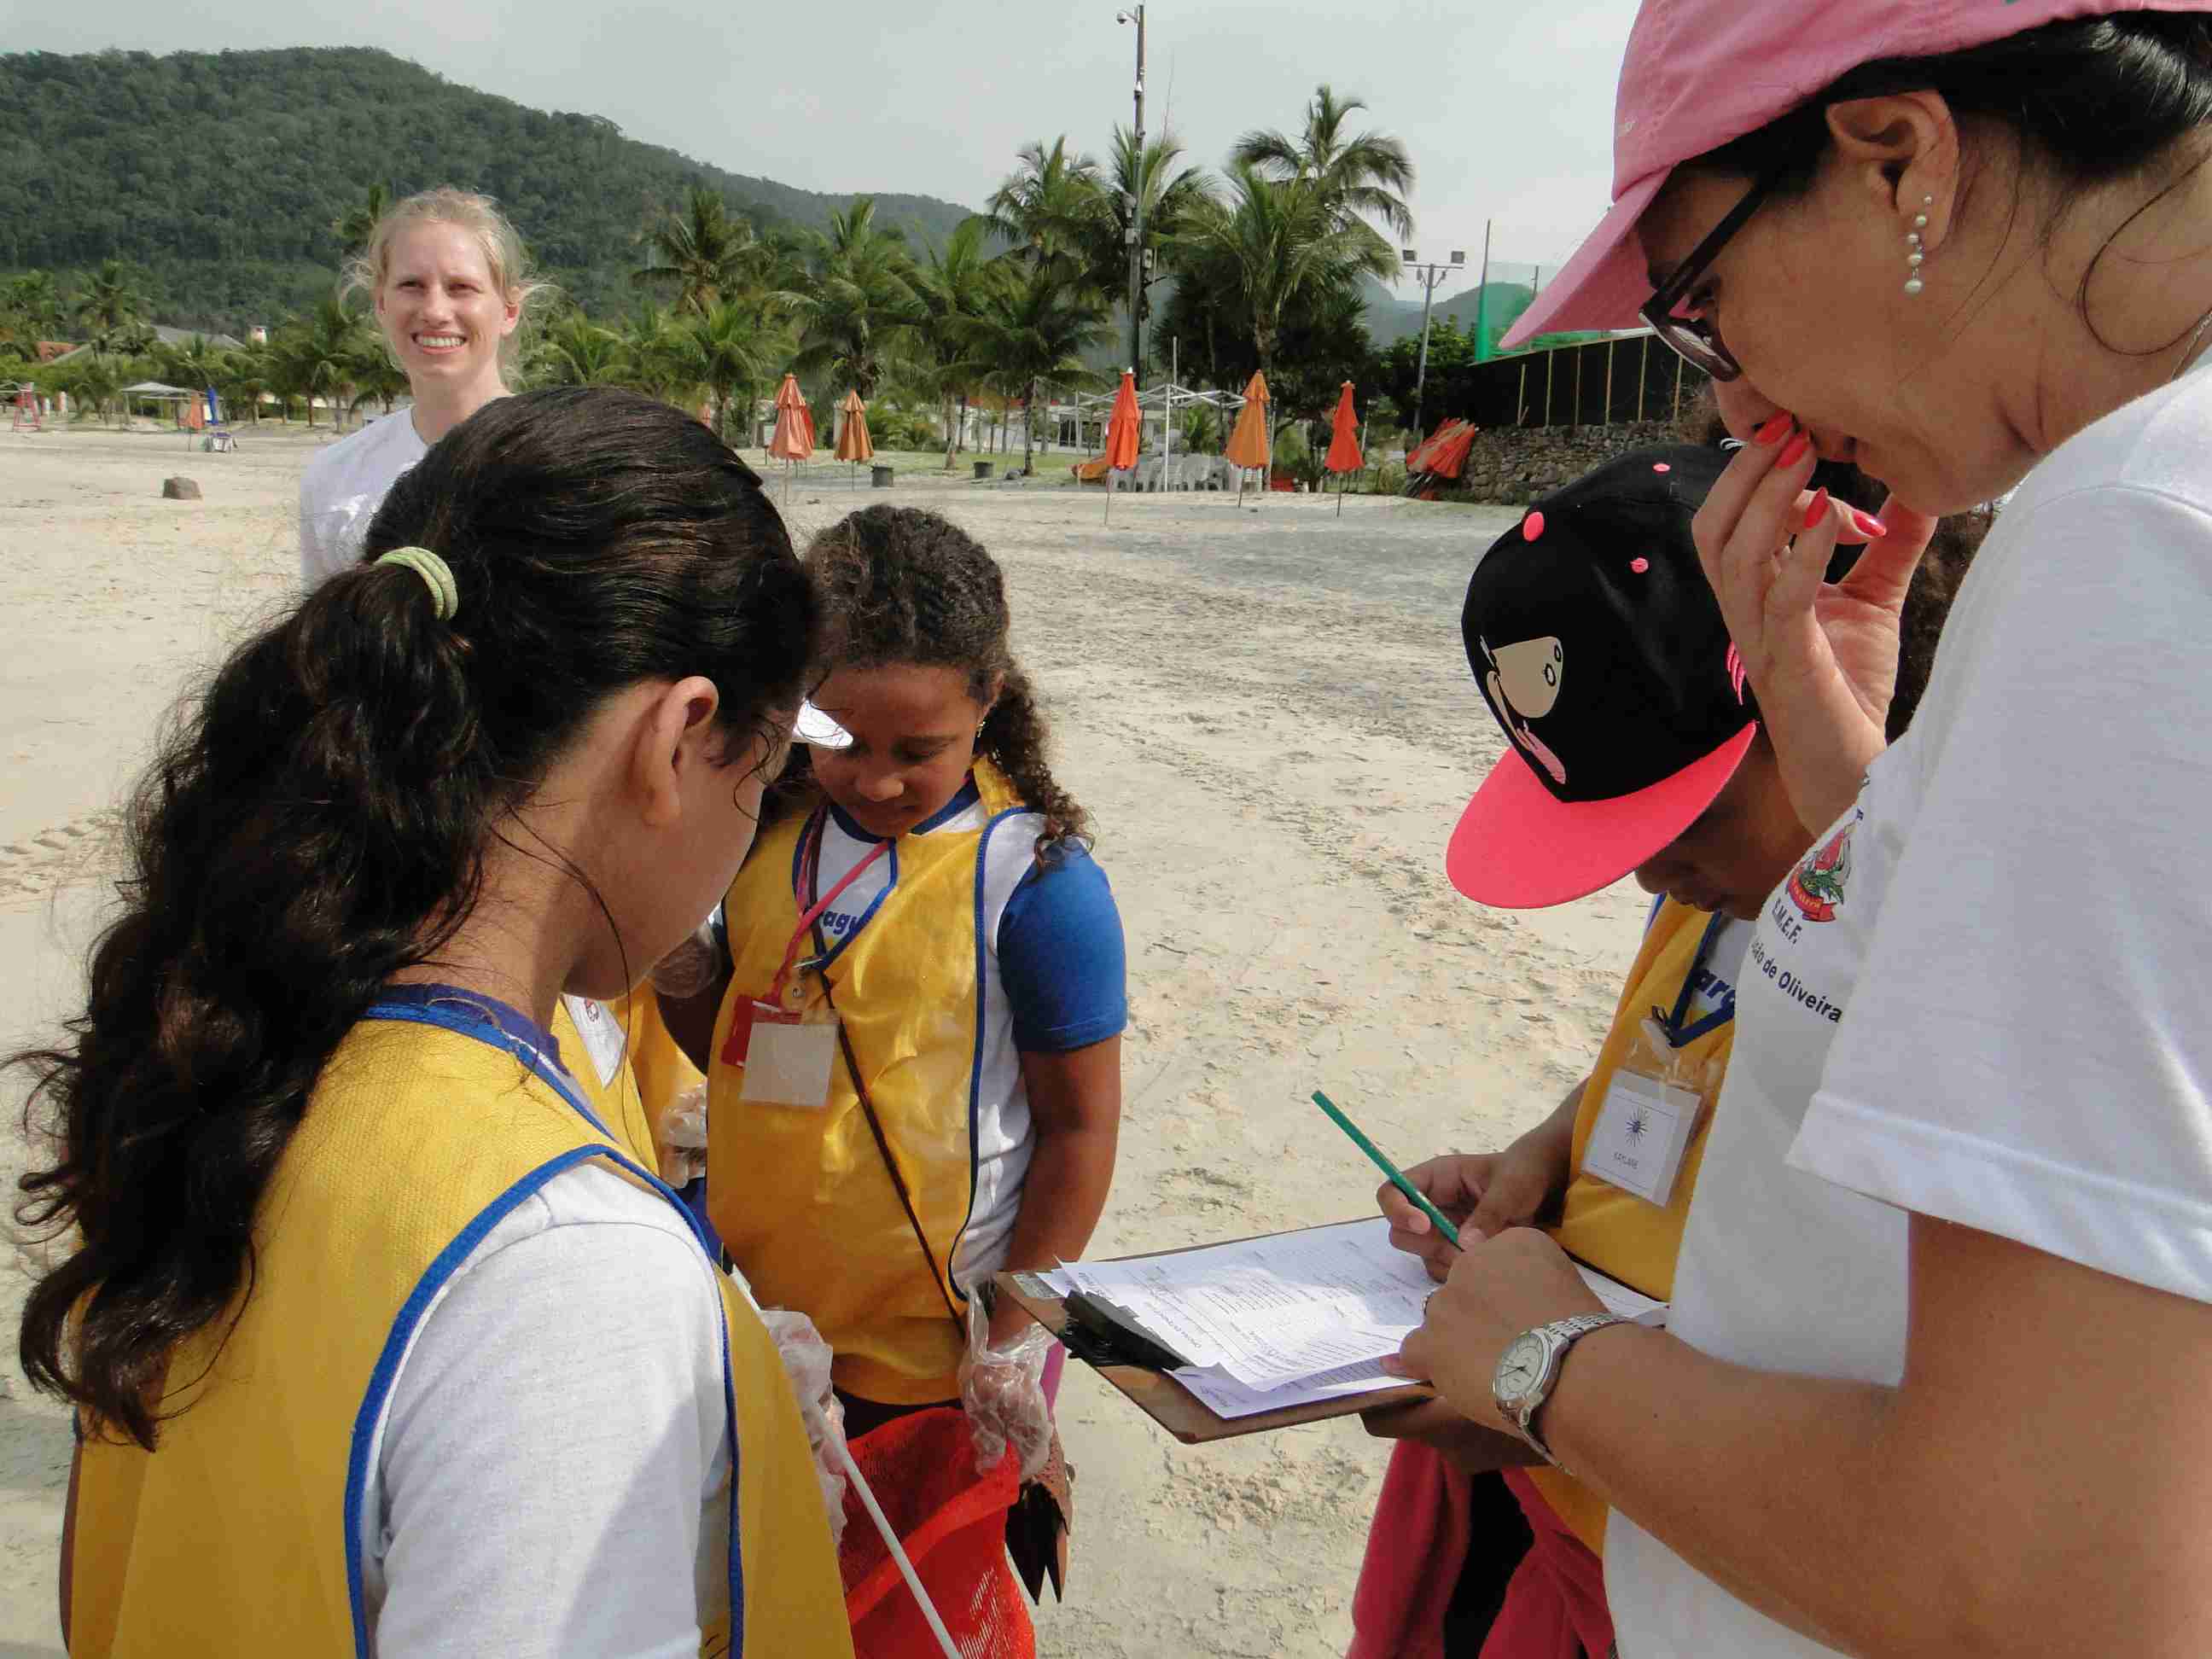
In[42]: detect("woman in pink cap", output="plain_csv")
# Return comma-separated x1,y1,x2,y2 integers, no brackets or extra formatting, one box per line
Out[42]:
1393,8,2212,1656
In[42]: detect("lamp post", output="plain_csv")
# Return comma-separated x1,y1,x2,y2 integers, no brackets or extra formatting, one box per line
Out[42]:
1116,4,1146,384
1402,247,1465,449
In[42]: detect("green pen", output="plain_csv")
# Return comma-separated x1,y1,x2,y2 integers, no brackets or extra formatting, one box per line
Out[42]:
1312,1089,1463,1251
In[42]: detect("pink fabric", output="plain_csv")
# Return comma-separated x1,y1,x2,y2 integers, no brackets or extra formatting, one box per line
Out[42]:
1504,0,2196,346
1485,1470,1615,1659
1348,1441,1474,1659
1040,1342,1066,1407
1447,723,1756,910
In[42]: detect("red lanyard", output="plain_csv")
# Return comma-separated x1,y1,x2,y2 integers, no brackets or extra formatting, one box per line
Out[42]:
767,810,888,1002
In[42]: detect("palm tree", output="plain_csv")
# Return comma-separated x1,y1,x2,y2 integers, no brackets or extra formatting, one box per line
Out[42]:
156,335,228,398
272,299,373,430
960,265,1110,475
633,188,764,317
911,218,1001,466
3,271,67,343
529,312,632,388
781,197,918,402
1185,165,1395,382
1083,126,1216,313
78,260,151,340
983,138,1106,278
217,342,272,425
1232,84,1416,242
684,300,774,444
332,183,393,259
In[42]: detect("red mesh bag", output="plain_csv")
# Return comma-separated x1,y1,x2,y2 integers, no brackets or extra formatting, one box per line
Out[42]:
839,1406,1034,1658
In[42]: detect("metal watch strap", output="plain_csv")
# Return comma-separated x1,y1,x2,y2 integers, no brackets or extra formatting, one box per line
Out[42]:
1511,1312,1627,1464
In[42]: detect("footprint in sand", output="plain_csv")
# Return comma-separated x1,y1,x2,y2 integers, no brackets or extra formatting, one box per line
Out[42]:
0,812,122,905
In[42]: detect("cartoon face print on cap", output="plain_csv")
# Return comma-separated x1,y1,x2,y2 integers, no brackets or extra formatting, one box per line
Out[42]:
1481,635,1569,786
1488,636,1564,719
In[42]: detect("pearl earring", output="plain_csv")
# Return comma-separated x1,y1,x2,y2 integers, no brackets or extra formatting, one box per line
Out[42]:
1904,195,1932,296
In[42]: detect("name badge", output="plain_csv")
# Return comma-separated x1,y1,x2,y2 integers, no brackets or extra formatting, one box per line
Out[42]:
1583,1069,1702,1208
562,994,627,1090
725,997,839,1109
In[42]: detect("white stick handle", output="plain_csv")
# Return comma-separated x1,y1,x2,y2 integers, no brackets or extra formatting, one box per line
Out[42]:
835,1438,963,1659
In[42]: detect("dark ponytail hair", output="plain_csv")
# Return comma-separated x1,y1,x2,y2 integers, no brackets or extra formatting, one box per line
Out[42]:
795,504,1089,851
1699,15,2212,350
12,387,810,1448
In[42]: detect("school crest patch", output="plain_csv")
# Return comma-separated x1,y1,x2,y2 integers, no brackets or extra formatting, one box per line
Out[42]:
1785,812,1858,923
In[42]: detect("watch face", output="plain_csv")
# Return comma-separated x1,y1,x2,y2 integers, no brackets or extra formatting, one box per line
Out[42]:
1495,1333,1547,1402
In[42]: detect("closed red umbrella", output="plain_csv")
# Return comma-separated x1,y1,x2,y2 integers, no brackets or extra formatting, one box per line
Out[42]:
768,372,815,505
1103,370,1140,525
1324,381,1364,516
1224,370,1271,506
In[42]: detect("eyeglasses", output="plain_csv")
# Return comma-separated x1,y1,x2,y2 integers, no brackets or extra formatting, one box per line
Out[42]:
1640,171,1778,382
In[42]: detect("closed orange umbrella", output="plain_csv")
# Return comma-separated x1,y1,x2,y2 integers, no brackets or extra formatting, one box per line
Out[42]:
835,388,872,489
1324,381,1364,515
1224,371,1271,505
1223,371,1270,469
768,372,815,505
1102,370,1140,525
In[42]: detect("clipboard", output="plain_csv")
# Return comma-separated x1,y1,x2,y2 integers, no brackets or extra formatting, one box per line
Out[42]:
992,1220,1434,1444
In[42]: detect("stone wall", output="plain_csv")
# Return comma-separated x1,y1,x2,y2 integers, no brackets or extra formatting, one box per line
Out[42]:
1441,420,1688,504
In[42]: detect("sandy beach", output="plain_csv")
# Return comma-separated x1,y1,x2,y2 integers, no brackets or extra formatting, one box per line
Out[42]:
0,422,1644,1657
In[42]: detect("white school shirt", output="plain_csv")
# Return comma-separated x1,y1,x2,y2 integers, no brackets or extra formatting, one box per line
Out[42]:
1608,362,2212,1656
299,410,427,585
359,1164,732,1657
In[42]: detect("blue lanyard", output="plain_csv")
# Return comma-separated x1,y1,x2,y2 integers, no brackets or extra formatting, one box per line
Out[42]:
1650,911,1734,1049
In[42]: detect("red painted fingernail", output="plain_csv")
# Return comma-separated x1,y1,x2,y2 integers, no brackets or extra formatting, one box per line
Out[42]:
1754,412,1792,445
1854,509,1887,538
1778,432,1812,468
1802,489,1831,532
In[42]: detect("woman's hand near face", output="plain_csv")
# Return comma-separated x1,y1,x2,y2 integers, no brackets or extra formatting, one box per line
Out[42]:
1693,419,1937,832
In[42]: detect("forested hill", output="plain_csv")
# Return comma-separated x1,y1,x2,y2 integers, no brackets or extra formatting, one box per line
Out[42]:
0,47,978,334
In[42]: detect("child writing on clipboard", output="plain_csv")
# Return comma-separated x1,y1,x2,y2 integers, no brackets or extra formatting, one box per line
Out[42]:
1349,444,1981,1659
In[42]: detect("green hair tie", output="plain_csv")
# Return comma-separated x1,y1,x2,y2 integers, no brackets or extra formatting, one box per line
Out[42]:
375,547,460,621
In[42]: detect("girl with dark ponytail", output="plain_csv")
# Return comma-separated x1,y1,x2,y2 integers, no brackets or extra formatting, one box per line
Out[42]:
17,387,853,1657
661,504,1124,1625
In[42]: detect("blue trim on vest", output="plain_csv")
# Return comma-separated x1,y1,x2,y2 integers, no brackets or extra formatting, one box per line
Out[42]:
946,805,1035,1301
345,1001,747,1653
343,1141,606,1656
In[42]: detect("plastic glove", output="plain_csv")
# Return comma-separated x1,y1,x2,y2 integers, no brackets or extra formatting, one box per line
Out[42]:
648,919,722,999
658,1082,708,1188
754,1305,849,1551
959,1289,1054,1483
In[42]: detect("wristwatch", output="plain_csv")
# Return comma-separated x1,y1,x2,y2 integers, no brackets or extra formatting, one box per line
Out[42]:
1492,1312,1627,1464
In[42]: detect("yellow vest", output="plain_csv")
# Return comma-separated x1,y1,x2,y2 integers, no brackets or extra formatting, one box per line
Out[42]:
709,763,1029,1405
70,998,851,1659
1529,899,1737,1555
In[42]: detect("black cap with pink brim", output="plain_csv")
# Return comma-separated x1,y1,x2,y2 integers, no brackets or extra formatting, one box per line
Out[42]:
1447,443,1758,909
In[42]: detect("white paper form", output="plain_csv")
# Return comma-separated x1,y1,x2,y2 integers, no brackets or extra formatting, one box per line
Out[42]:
1172,1354,1406,1419
1063,1218,1435,1390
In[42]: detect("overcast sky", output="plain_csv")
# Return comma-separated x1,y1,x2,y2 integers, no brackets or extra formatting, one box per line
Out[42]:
5,0,1639,294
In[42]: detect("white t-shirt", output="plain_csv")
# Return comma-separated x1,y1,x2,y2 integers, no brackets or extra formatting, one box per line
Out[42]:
300,410,428,585
1608,363,2212,1656
358,1160,732,1657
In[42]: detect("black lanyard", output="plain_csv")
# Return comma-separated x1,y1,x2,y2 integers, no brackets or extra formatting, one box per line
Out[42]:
1650,911,1734,1049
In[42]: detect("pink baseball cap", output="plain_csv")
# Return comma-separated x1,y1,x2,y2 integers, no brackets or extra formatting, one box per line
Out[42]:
1504,0,2204,348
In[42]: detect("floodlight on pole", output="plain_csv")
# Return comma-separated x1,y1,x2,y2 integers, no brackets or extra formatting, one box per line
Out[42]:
1404,247,1468,450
